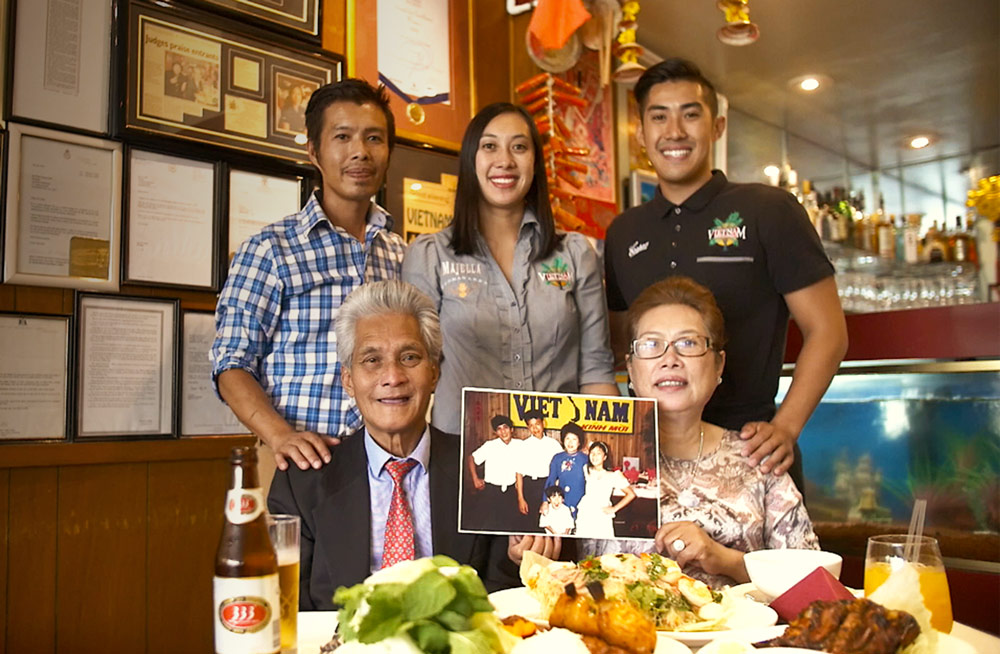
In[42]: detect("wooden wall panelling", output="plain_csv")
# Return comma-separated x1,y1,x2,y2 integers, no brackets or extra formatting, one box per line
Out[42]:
10,286,69,315
509,13,540,98
56,464,147,654
7,468,58,654
0,469,7,654
0,284,14,311
471,0,512,110
147,458,231,654
322,0,347,56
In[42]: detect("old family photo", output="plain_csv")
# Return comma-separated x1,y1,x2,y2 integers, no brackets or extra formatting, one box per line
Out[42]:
460,388,658,539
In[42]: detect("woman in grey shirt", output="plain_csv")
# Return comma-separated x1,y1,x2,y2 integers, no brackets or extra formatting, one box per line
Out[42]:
402,102,617,436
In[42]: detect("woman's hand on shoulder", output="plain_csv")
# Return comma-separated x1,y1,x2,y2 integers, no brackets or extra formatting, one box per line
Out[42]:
655,521,748,582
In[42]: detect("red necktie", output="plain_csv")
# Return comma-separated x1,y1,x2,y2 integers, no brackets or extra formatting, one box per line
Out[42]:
381,458,419,569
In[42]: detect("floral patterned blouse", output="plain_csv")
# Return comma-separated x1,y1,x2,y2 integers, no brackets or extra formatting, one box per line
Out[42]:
581,430,819,588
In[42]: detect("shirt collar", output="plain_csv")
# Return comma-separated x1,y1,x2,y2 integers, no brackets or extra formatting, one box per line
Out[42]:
654,170,728,215
295,191,395,241
364,426,431,477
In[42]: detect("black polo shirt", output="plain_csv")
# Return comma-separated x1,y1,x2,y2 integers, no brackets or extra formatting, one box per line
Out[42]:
605,170,833,430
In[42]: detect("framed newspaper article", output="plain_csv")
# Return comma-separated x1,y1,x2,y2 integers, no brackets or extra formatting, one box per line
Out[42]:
178,0,321,40
122,0,341,163
7,0,114,134
459,388,659,539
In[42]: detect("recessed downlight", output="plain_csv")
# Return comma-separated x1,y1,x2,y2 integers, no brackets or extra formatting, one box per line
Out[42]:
763,165,780,178
799,77,820,91
788,74,832,92
909,136,931,149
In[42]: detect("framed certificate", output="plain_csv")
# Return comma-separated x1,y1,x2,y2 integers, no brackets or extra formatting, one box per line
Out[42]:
122,0,341,163
225,167,304,262
123,147,221,290
75,293,179,440
178,0,321,41
7,0,114,134
348,0,471,152
180,310,248,436
0,313,72,442
2,123,122,291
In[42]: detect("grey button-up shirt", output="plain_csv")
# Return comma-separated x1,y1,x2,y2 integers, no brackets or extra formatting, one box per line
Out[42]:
402,211,615,434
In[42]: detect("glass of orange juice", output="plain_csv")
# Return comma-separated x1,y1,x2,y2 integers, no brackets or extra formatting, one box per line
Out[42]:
864,534,952,633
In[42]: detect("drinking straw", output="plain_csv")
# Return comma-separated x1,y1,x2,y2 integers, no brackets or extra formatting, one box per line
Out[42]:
905,499,927,561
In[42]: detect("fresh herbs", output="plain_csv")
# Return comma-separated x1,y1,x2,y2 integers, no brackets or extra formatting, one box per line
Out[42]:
625,581,694,628
578,555,609,583
334,556,516,654
644,553,669,582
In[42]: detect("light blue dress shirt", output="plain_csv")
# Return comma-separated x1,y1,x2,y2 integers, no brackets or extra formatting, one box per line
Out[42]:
364,427,433,572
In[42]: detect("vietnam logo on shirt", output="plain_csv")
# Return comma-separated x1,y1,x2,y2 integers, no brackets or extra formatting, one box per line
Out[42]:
539,258,571,288
707,212,747,249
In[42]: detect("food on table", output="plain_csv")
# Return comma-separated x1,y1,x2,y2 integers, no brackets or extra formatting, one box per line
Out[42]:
507,628,590,654
324,556,519,653
520,551,726,631
500,616,538,638
549,583,657,654
759,598,920,654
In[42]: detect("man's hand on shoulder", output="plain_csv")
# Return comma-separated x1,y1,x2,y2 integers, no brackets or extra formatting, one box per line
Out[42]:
738,421,796,476
268,429,341,471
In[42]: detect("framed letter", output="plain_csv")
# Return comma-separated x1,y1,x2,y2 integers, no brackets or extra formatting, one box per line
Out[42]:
124,0,341,163
2,123,122,291
226,167,303,260
180,310,248,436
8,0,113,134
75,293,178,440
349,0,471,151
0,313,72,442
124,147,221,290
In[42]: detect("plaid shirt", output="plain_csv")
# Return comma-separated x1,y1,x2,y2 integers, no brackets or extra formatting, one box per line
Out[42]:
211,193,406,437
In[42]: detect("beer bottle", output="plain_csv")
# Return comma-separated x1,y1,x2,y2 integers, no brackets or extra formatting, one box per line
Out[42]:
214,447,281,654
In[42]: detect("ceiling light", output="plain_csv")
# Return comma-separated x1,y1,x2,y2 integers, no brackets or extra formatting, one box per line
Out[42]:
763,165,780,178
788,74,832,92
799,77,820,91
909,136,931,149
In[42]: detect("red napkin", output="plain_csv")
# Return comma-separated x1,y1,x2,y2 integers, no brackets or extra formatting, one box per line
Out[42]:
769,567,855,622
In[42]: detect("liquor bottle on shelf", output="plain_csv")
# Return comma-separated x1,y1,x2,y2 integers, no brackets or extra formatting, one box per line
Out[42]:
902,214,923,264
877,212,896,258
948,215,977,264
923,221,949,263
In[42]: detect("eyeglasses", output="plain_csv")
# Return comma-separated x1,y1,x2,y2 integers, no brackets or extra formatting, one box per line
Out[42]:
630,335,713,359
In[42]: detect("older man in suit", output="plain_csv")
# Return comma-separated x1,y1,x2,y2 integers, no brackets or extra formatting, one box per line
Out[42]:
268,280,558,610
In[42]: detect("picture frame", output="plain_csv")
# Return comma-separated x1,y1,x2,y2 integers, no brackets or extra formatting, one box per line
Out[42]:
2,122,122,291
180,310,249,437
178,0,321,41
123,146,222,290
225,165,305,265
629,169,659,208
0,312,73,442
348,0,471,152
75,293,179,440
6,0,115,135
122,0,341,163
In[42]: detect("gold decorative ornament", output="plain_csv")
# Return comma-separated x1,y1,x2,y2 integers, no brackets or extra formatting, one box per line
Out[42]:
716,0,760,46
613,1,645,83
406,103,426,126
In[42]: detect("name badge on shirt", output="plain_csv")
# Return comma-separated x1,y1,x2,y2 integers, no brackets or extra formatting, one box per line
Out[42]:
538,257,572,288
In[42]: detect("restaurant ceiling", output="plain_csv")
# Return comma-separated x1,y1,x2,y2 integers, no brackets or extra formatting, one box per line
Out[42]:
635,0,1000,193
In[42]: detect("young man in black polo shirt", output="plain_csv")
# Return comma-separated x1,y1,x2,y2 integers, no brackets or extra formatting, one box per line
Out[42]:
605,58,848,493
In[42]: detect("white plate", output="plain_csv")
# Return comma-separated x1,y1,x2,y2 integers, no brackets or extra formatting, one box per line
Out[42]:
488,587,781,649
298,610,338,652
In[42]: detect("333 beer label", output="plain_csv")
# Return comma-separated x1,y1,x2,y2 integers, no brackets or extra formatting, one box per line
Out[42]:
225,488,265,524
214,575,280,653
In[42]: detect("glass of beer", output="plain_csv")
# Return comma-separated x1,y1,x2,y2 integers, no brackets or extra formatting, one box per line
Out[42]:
864,534,953,633
268,514,300,653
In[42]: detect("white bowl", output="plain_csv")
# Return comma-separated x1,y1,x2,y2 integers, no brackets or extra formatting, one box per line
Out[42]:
743,549,843,600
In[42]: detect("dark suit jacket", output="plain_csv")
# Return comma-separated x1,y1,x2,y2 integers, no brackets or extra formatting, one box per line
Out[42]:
267,427,518,610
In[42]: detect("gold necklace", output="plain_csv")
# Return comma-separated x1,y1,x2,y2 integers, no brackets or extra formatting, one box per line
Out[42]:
676,425,704,509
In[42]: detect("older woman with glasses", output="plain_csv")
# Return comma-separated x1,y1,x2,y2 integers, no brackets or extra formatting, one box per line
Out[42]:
582,276,818,588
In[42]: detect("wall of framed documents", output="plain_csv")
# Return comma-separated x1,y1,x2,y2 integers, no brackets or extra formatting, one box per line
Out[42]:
0,0,330,443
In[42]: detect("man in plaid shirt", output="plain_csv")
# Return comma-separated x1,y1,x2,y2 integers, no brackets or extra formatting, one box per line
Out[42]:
212,79,406,471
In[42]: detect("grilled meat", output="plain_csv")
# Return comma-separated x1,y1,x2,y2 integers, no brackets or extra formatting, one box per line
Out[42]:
761,598,921,654
549,584,658,654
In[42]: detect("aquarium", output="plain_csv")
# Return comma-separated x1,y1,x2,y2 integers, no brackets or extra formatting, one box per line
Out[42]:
778,360,1000,533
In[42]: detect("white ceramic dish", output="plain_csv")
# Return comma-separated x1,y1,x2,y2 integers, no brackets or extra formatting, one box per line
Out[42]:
742,550,842,600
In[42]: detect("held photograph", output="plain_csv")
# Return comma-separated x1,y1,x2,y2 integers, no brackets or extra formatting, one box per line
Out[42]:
459,388,659,540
